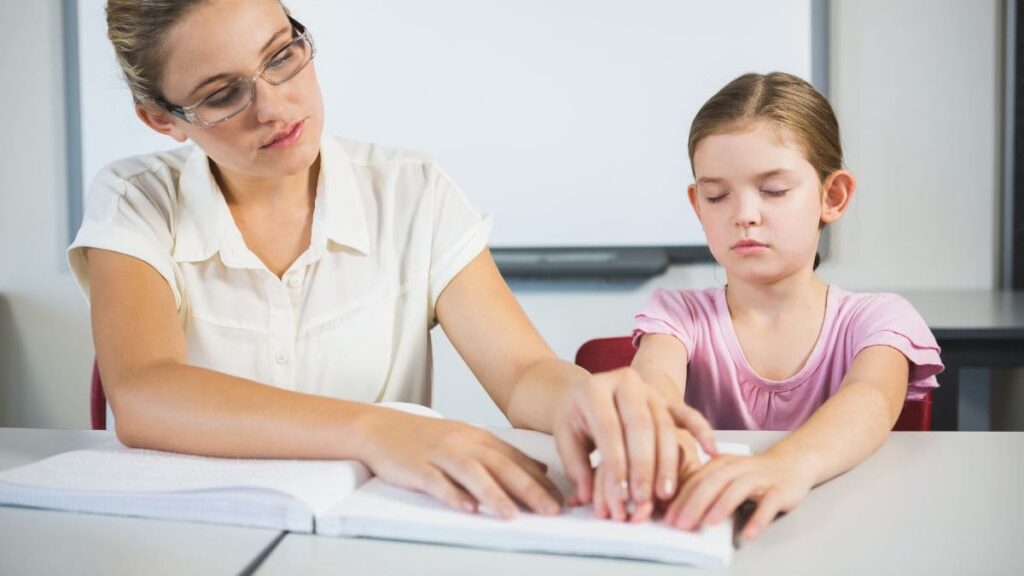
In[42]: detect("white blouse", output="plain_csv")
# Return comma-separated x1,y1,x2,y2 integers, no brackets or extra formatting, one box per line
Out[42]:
68,135,491,405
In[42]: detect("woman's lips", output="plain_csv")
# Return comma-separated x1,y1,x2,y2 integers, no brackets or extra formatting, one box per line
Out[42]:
262,120,305,150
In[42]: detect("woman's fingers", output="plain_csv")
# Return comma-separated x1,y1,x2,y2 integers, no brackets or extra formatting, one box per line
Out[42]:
554,425,595,505
413,466,479,515
651,399,681,501
479,451,562,516
614,383,656,509
668,402,718,456
435,456,521,519
581,378,630,521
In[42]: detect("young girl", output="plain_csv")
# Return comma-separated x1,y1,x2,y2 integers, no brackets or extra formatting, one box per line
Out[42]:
622,72,944,539
71,0,710,522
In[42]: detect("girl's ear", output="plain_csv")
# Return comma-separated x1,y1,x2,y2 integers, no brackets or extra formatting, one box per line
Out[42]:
687,183,702,220
820,169,855,225
135,103,189,143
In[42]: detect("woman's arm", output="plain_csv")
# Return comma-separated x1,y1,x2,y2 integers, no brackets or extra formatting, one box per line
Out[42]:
665,345,910,539
87,248,560,518
435,250,710,520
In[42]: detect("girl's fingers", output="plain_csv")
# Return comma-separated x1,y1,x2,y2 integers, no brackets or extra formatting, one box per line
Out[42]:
675,462,735,530
741,491,784,541
668,403,718,456
705,476,760,525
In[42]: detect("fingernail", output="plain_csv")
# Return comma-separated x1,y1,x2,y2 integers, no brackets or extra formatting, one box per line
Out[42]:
663,478,675,497
618,479,629,499
462,500,477,513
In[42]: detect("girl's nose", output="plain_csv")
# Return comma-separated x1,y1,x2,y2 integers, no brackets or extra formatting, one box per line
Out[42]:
733,194,762,227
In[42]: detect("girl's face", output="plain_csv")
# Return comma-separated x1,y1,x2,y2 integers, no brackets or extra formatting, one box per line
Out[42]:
688,122,842,285
141,0,324,179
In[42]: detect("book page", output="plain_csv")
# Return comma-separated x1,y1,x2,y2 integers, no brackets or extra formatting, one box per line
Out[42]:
0,440,371,532
319,428,750,567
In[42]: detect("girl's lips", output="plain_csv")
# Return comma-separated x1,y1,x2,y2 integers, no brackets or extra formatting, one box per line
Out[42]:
262,120,305,150
731,240,769,255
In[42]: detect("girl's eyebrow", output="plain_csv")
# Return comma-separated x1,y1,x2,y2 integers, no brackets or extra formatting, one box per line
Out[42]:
186,25,291,98
697,169,795,186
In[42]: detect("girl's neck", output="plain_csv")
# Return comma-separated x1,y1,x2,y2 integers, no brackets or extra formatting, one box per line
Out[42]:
212,157,320,210
724,269,828,325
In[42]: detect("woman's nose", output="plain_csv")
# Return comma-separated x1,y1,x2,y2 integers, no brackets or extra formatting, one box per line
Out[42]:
252,77,291,124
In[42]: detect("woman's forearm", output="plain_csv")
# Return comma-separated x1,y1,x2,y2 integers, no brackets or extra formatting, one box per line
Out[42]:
502,357,589,432
109,361,388,461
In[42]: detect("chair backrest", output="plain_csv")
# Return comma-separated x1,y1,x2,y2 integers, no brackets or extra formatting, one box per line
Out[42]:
91,360,107,431
574,336,931,431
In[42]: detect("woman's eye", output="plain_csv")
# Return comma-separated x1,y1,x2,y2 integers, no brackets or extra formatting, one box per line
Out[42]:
268,48,295,69
762,189,789,197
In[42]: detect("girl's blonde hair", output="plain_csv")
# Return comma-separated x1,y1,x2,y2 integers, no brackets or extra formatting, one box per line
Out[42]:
687,72,843,183
106,0,286,104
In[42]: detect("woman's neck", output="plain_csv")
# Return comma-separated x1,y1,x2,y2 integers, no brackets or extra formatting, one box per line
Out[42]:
212,157,320,211
724,269,828,325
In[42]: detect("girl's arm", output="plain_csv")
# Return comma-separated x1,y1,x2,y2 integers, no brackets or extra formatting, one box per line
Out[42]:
665,345,910,540
435,250,705,520
88,248,560,519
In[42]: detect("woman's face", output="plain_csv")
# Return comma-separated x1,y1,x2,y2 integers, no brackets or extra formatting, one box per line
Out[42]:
151,0,324,179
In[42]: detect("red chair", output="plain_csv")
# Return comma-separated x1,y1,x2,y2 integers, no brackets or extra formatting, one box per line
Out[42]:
574,336,932,431
91,361,107,430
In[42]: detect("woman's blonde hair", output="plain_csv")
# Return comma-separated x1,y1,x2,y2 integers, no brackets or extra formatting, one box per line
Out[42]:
106,0,286,104
687,72,843,183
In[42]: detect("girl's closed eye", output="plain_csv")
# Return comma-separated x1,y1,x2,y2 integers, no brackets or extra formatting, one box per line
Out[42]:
761,188,789,198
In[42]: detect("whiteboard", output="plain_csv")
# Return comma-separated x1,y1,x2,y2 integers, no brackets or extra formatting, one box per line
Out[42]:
74,0,814,249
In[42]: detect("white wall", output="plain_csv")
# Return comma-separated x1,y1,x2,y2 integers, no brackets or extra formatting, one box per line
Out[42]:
0,0,1011,429
0,0,94,428
434,0,1006,425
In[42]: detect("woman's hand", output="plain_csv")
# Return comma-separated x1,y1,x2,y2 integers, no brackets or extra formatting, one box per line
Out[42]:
664,450,818,541
591,425,707,523
552,367,717,522
359,409,563,519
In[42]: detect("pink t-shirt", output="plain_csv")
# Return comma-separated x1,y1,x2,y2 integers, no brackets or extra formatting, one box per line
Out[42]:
632,285,944,430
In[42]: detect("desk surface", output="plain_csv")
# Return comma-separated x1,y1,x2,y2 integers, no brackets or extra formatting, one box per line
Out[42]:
0,428,281,576
2,428,1022,576
258,430,1024,576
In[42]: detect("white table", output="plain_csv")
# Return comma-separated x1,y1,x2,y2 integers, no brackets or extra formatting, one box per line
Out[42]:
0,428,282,576
2,429,1022,575
258,430,1024,576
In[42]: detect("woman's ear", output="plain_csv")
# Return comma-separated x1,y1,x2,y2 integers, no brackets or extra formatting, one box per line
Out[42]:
687,183,702,220
135,103,189,143
820,169,855,225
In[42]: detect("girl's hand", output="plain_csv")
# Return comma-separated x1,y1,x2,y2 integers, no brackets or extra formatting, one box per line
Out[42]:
664,451,818,541
553,367,717,523
360,410,563,519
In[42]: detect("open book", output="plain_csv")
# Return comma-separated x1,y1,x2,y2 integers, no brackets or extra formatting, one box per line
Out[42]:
0,404,749,568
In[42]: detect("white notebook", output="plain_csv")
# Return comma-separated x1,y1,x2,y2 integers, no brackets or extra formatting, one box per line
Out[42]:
0,405,749,568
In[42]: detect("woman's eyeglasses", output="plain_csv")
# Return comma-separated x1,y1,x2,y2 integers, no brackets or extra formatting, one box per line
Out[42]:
157,16,315,127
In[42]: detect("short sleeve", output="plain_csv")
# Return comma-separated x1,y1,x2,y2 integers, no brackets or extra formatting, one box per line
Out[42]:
67,168,181,308
850,294,944,400
632,289,698,358
425,163,492,322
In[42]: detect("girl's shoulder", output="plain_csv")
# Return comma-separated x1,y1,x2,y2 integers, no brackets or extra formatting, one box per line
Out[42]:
641,286,724,321
828,286,922,321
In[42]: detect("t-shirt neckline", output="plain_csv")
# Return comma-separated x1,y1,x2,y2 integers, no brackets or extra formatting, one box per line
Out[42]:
714,284,838,392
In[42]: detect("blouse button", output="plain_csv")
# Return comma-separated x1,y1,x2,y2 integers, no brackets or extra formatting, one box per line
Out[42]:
287,276,302,289
275,352,289,365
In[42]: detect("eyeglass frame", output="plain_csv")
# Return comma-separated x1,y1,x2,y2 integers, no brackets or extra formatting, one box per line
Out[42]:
155,16,316,127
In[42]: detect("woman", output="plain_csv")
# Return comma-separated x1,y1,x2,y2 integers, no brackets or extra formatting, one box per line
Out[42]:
71,0,714,522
